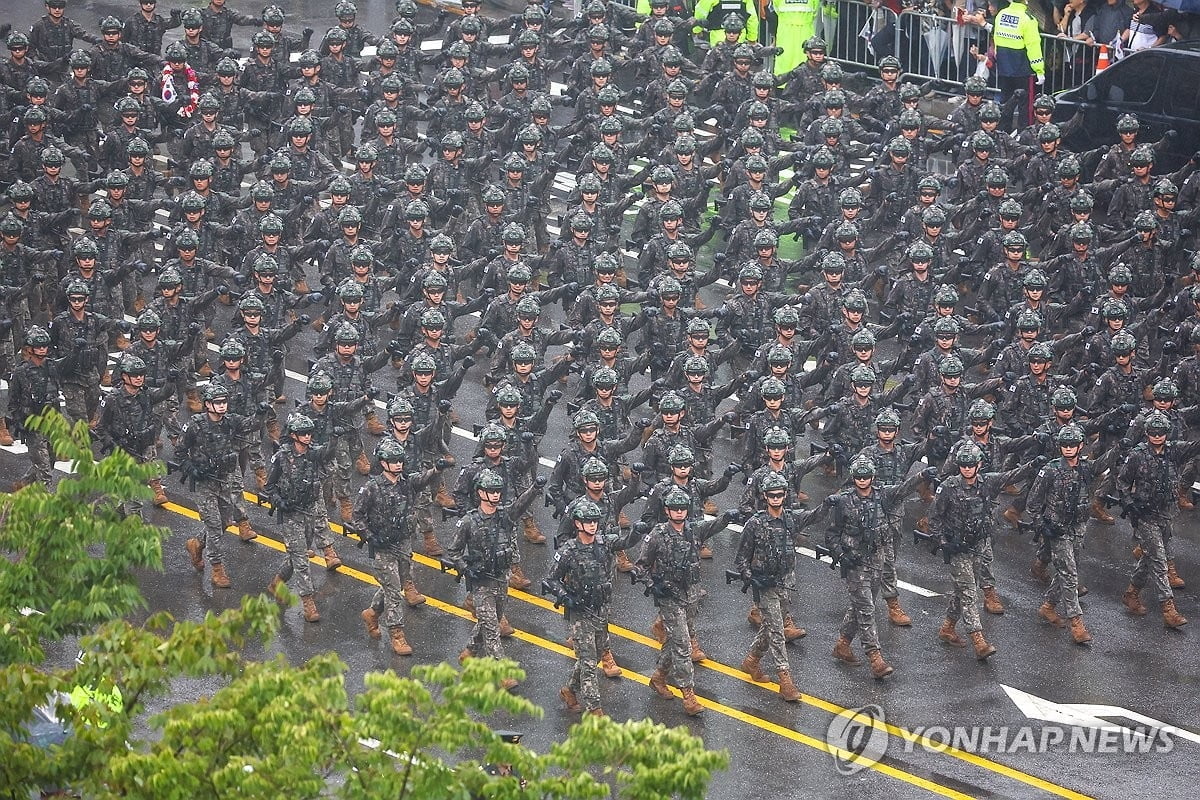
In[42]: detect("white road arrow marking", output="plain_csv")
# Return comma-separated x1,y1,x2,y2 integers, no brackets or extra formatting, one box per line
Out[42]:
1002,685,1200,746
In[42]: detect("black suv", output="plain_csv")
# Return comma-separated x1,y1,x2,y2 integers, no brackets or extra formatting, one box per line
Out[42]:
1053,40,1200,170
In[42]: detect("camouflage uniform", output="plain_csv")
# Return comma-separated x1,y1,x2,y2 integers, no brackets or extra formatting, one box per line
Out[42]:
264,439,337,599
1026,455,1092,620
178,409,257,569
734,508,807,678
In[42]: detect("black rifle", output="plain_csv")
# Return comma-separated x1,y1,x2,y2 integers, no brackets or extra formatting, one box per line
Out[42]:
724,570,773,602
913,528,952,564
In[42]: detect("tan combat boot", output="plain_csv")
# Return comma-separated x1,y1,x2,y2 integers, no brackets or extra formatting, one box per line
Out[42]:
522,516,546,543
268,574,285,604
337,495,353,523
185,389,203,413
1162,599,1189,629
650,617,666,643
1167,560,1186,589
689,637,707,663
210,562,231,588
741,650,766,682
196,361,213,378
322,545,342,570
614,550,634,572
982,587,1004,614
782,615,806,640
434,484,457,508
1090,498,1115,524
500,677,519,691
301,594,320,622
149,478,169,506
0,419,13,446
1038,602,1065,627
185,537,205,571
698,543,713,559
365,410,385,436
680,687,704,716
599,650,622,678
867,649,894,679
508,564,532,590
747,604,763,627
422,530,444,556
832,635,862,664
939,618,966,647
777,670,801,701
389,627,413,656
970,631,997,660
254,466,268,491
1069,615,1092,644
885,597,912,626
265,418,281,444
649,669,673,698
702,498,719,516
1122,584,1147,616
1030,557,1050,583
499,616,515,637
361,607,381,639
403,580,426,607
354,451,372,475
1002,506,1021,528
1178,485,1195,510
237,519,257,541
293,278,311,294
559,686,582,712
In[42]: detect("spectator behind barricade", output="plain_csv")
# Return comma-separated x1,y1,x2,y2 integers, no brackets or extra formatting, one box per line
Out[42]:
1144,8,1185,43
1124,0,1165,50
1083,0,1133,48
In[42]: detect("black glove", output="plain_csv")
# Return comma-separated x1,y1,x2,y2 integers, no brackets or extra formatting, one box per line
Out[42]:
636,418,652,429
534,474,548,487
546,389,562,404
366,385,381,399
298,314,311,324
921,466,938,482
436,457,455,470
723,509,742,523
722,411,737,423
437,399,453,412
824,495,838,507
461,355,475,368
724,463,743,477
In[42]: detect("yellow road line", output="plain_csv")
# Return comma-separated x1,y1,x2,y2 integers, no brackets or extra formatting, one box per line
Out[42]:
204,492,1089,800
163,497,968,797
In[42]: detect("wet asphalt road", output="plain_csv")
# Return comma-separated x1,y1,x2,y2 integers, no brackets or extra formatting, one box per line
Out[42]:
7,2,1200,799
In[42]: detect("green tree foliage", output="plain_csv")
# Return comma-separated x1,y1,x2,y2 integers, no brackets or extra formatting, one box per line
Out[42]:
1,412,728,800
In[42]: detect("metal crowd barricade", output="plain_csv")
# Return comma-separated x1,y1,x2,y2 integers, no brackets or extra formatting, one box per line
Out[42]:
818,0,903,74
1037,31,1104,94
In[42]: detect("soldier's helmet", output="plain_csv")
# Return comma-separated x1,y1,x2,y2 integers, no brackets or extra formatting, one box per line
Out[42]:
662,486,691,509
956,444,983,465
849,456,876,478
572,500,603,522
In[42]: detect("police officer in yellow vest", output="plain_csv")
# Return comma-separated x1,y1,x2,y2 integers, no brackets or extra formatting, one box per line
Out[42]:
993,0,1044,127
773,0,817,74
695,0,760,44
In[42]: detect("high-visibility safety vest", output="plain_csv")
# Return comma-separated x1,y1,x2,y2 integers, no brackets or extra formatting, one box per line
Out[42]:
993,1,1044,77
774,0,816,74
694,0,760,44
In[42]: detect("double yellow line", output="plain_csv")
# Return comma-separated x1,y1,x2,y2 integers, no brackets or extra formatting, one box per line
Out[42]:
159,489,1089,800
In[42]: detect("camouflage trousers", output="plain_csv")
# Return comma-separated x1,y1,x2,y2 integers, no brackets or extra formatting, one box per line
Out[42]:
976,534,996,590
370,541,414,630
750,584,790,675
654,597,695,689
879,518,903,600
945,548,984,634
1131,518,1173,603
467,579,508,659
61,379,100,425
19,428,53,488
1045,534,1083,619
196,474,247,566
277,506,319,597
839,551,883,653
567,610,607,712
